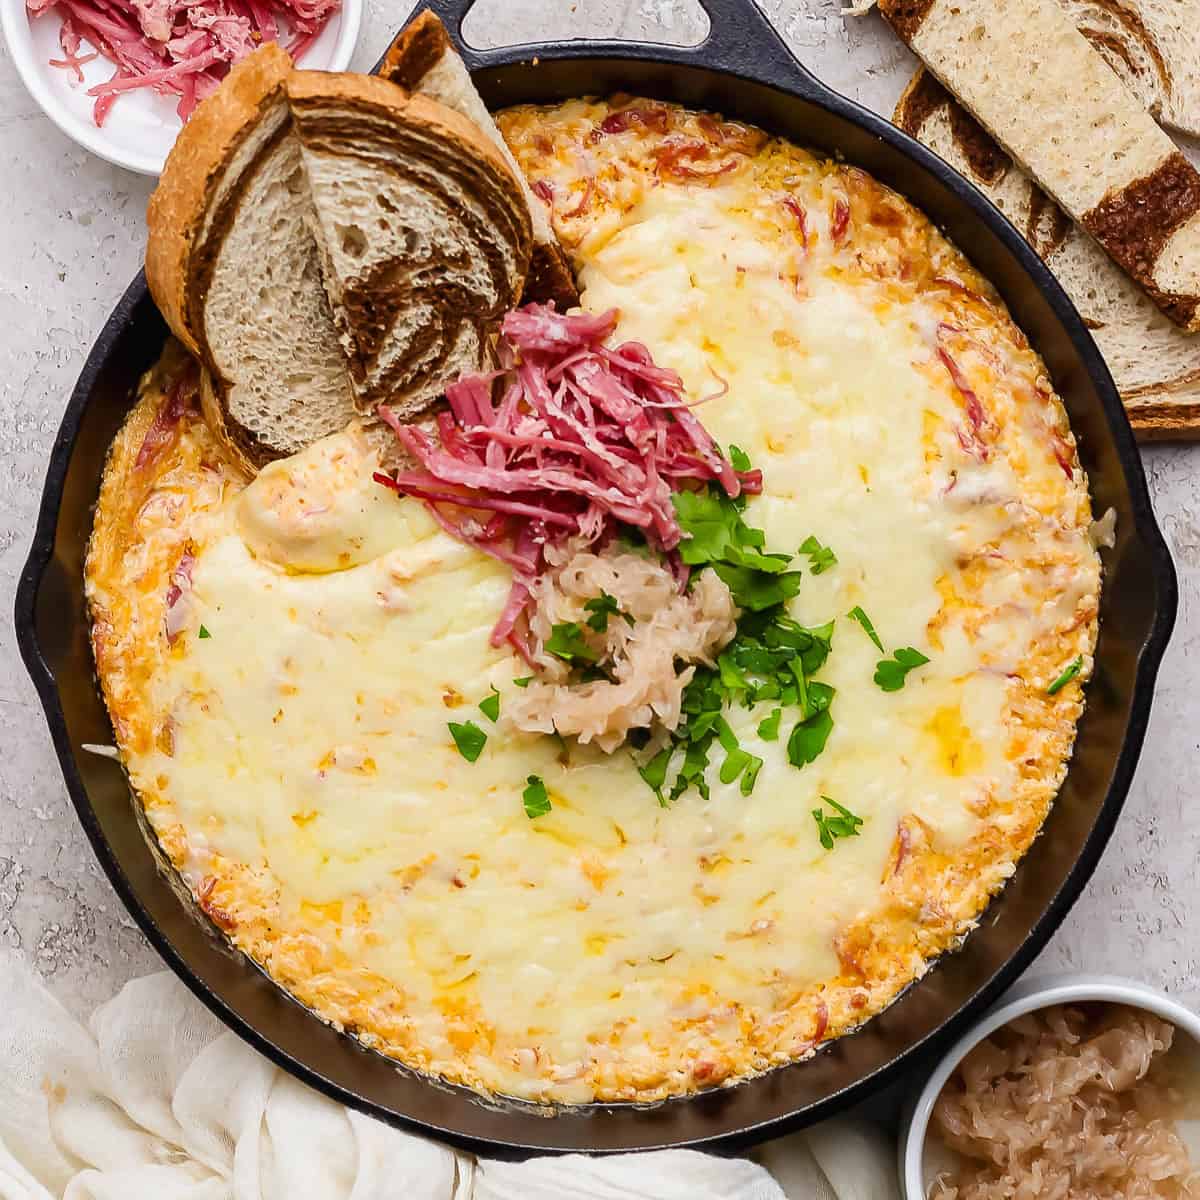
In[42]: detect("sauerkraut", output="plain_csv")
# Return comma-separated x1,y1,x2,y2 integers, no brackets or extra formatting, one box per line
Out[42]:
507,543,737,751
930,1003,1198,1200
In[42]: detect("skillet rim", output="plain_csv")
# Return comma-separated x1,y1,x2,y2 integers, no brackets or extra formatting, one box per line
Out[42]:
14,0,1178,1155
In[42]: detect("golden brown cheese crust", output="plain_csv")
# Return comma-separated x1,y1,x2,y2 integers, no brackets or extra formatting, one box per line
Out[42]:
88,97,1099,1104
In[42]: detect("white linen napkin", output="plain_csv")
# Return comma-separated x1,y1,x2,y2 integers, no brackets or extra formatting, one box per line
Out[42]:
0,952,898,1200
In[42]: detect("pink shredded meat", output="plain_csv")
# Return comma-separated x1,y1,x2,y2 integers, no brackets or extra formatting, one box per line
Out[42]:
930,1003,1199,1200
30,0,339,125
374,302,759,660
937,323,995,463
135,365,195,470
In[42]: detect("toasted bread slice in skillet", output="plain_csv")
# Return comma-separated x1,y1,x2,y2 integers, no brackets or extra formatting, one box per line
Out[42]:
147,47,534,468
146,45,357,471
380,9,580,308
287,71,533,420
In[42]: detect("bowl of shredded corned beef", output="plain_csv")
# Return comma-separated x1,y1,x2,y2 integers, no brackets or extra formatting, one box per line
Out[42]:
3,0,356,174
902,976,1200,1200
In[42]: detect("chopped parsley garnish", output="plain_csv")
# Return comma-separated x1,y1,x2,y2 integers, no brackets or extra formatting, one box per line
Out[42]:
799,535,837,575
728,444,752,473
631,472,838,804
544,621,600,664
874,647,930,692
512,676,533,688
448,720,487,762
812,796,863,850
715,716,752,784
479,686,501,722
638,746,673,806
584,590,634,633
673,489,798,582
198,625,211,639
712,562,803,611
846,605,884,653
523,774,551,818
757,707,782,741
1047,656,1084,695
787,682,836,766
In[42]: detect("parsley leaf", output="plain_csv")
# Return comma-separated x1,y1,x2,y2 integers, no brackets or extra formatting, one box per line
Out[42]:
874,647,930,692
799,535,837,575
448,720,487,762
757,707,782,740
545,621,600,664
740,755,763,795
788,703,835,768
523,774,551,818
812,796,863,850
638,746,674,806
712,562,804,611
1047,656,1084,695
584,591,633,633
479,686,500,722
669,732,715,803
197,625,211,639
715,717,753,786
512,676,533,688
672,489,749,565
729,444,752,473
846,605,884,653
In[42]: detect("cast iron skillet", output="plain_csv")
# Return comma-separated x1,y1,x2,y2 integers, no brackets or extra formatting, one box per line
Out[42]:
14,0,1178,1156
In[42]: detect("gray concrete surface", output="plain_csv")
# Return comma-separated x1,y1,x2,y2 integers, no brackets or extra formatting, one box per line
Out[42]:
0,0,1197,1029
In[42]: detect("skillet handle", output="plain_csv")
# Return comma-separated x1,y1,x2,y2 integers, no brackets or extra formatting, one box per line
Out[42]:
407,0,829,103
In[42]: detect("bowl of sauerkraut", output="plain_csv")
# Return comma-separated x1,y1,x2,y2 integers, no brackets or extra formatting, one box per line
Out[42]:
902,976,1200,1200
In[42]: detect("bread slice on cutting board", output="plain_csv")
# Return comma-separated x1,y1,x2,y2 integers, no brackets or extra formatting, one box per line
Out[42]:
878,0,1200,332
895,68,1200,438
287,70,532,420
380,9,580,309
146,45,357,472
146,45,533,469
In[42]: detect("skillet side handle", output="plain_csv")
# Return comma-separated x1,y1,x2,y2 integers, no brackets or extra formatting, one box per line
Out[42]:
693,0,828,98
395,0,830,102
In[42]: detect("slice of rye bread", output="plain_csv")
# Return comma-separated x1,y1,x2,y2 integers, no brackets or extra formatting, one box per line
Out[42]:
1058,0,1200,140
857,0,1200,138
146,45,358,471
287,71,532,420
878,0,1200,332
379,9,580,309
895,68,1200,438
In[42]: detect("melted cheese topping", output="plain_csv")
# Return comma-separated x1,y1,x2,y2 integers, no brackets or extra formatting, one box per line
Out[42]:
87,98,1100,1104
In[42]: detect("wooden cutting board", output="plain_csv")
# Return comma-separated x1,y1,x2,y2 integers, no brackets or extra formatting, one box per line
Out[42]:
895,69,1200,442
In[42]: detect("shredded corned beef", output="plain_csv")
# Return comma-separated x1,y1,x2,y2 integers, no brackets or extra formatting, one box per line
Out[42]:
30,0,339,125
374,303,759,662
163,549,194,643
135,364,195,470
937,323,995,463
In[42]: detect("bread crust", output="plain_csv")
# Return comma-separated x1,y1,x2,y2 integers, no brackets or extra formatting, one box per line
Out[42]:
286,71,530,232
894,65,1200,437
288,72,532,249
145,44,294,359
378,8,450,91
378,10,580,310
880,0,1200,332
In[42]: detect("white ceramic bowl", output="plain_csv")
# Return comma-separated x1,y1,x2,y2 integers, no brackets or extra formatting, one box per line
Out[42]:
900,973,1200,1198
2,0,361,175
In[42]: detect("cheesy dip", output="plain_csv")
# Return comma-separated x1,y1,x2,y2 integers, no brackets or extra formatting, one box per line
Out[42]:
87,97,1101,1105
